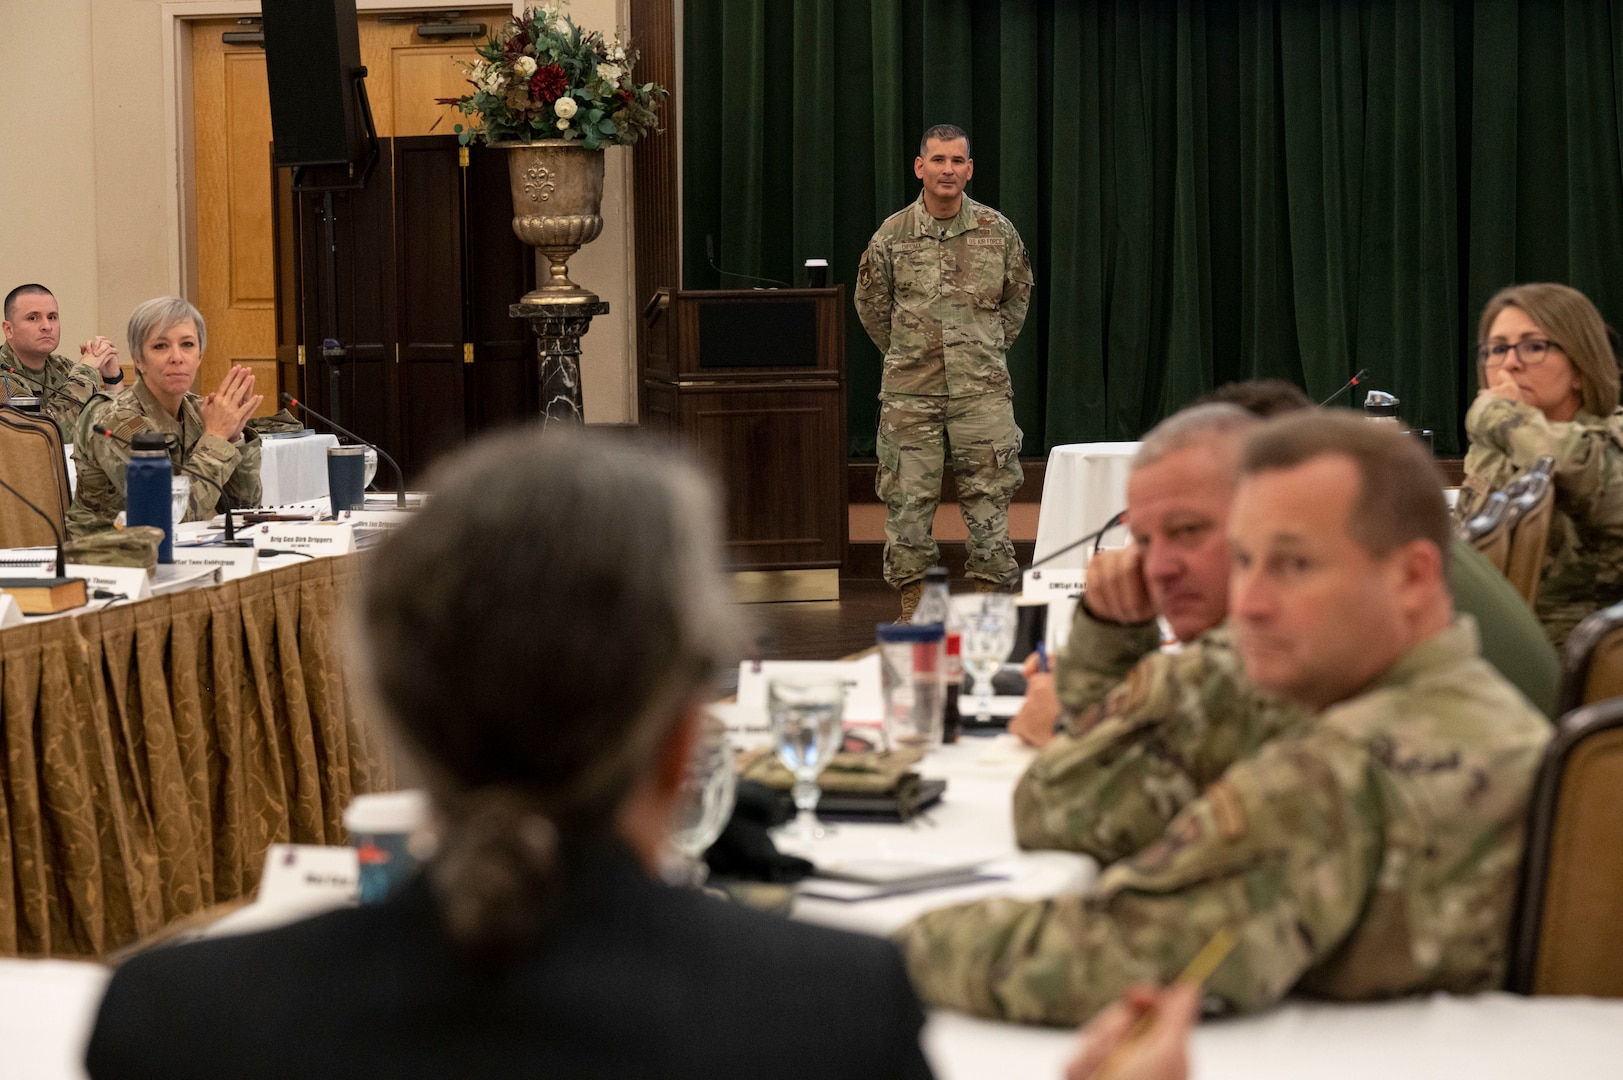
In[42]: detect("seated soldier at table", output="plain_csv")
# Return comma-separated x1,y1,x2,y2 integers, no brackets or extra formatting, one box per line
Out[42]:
895,413,1550,1026
1,282,124,441
66,297,262,538
85,428,933,1080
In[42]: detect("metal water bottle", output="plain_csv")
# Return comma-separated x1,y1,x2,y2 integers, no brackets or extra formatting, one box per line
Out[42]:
126,432,175,563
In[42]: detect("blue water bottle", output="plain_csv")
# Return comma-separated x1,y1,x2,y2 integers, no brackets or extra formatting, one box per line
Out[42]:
126,432,176,563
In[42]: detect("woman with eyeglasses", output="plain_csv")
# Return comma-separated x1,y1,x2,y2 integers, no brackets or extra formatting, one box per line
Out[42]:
1458,282,1623,649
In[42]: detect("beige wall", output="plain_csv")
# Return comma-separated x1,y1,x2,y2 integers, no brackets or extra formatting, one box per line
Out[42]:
0,1,102,348
0,0,639,421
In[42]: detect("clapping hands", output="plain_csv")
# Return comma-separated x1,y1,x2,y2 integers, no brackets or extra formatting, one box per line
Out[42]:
200,365,262,443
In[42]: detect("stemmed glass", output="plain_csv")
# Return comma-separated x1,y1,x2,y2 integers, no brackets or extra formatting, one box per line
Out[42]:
668,715,737,887
953,594,1017,723
768,677,846,841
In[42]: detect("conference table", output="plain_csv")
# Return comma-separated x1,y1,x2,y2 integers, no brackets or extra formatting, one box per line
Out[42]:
63,431,340,504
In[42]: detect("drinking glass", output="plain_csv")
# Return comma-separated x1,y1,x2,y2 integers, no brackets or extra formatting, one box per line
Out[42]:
669,716,736,887
953,594,1017,722
768,677,846,841
170,475,191,530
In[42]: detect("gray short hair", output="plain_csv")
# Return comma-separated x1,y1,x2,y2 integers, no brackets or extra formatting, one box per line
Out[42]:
127,296,206,363
359,426,739,960
1134,402,1260,472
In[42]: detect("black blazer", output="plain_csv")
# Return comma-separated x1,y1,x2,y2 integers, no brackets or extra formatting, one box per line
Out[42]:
86,844,934,1079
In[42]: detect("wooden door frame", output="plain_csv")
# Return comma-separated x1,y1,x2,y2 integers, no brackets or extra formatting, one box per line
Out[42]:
160,1,523,304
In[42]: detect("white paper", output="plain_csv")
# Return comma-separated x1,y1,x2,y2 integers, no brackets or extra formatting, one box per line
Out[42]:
248,521,356,556
150,564,221,595
0,594,21,628
732,654,884,726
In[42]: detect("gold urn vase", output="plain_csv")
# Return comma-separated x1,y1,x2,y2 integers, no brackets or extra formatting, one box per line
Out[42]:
497,140,605,305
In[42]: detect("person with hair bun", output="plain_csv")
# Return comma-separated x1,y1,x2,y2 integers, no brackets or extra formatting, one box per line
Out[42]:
66,295,262,537
1459,282,1623,649
85,427,933,1080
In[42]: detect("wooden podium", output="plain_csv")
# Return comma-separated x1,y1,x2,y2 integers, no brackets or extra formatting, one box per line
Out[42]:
641,287,847,600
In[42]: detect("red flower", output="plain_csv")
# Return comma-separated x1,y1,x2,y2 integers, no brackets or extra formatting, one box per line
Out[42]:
530,64,568,105
616,87,635,109
503,28,530,56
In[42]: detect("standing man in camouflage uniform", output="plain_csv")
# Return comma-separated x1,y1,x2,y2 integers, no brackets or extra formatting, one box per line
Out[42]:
855,124,1035,618
894,414,1549,1026
1,283,123,442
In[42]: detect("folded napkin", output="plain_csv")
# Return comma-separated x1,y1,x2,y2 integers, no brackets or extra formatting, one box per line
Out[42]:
734,745,925,795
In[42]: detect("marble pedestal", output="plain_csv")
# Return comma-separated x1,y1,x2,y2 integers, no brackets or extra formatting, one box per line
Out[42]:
511,301,610,423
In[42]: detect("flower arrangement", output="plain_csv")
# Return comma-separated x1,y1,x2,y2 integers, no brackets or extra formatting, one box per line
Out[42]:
439,4,667,149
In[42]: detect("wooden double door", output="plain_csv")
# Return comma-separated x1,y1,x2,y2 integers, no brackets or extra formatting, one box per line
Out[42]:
272,137,536,483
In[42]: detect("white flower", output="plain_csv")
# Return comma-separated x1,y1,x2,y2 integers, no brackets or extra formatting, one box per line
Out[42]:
478,68,505,94
556,118,571,131
513,55,537,78
597,62,623,83
554,96,578,119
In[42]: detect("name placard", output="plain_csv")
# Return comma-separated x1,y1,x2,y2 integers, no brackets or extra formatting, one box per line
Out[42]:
1022,567,1086,599
67,563,153,602
256,843,359,907
251,522,357,556
332,509,414,534
173,545,260,581
0,594,21,628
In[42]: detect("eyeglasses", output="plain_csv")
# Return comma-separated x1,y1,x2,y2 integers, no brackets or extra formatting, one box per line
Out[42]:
1477,339,1561,369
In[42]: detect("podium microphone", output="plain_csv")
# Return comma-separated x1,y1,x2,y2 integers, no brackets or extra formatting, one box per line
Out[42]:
0,474,71,579
1318,368,1372,408
705,233,790,290
280,393,406,509
92,426,246,545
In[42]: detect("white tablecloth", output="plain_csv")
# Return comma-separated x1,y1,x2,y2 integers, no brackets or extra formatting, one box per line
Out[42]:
1032,442,1140,571
63,433,339,505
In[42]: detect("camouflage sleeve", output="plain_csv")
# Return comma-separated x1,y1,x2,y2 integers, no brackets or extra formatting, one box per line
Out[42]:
41,363,103,439
896,733,1378,1026
854,237,895,355
1015,629,1304,860
183,432,262,521
1464,393,1623,523
999,226,1034,349
1051,602,1163,718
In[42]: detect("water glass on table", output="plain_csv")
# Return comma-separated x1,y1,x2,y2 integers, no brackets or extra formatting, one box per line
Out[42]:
668,717,737,886
952,593,1018,723
876,621,946,752
768,677,846,840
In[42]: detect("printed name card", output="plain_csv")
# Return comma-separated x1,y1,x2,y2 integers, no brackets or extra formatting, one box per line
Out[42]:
256,843,359,907
0,594,21,628
67,563,153,602
251,522,357,556
1023,567,1086,599
172,545,260,581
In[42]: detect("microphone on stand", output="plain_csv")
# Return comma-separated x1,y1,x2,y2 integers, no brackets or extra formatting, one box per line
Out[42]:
280,393,407,510
1,364,84,413
705,233,790,290
0,474,75,583
1318,368,1372,408
92,426,247,545
1026,510,1127,573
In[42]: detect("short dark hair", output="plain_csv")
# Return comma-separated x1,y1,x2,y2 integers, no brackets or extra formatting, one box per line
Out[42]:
4,284,53,322
919,124,970,158
1194,379,1313,419
1239,411,1451,578
359,426,737,961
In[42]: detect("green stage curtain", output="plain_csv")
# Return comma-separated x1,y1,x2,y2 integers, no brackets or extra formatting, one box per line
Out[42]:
683,0,1623,456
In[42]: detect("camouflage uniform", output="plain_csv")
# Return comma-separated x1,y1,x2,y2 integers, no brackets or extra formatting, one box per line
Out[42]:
855,194,1034,588
1457,394,1623,651
894,619,1549,1026
67,380,262,538
0,341,111,443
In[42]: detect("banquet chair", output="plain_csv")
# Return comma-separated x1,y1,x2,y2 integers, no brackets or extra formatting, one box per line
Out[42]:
0,407,71,547
1502,457,1556,608
1460,490,1514,575
1556,601,1623,716
1507,695,1623,996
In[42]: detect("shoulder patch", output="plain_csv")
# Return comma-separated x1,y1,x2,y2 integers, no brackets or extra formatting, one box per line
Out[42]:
113,416,150,441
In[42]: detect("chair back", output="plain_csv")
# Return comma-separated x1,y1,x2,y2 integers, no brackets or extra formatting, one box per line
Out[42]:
1507,696,1623,996
1503,457,1556,607
0,407,70,548
1461,490,1515,574
1556,601,1623,715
